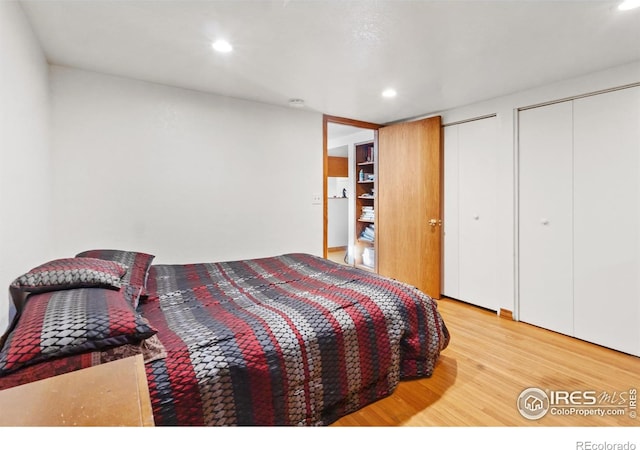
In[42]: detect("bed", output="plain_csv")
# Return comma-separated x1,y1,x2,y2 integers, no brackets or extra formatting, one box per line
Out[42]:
0,250,450,426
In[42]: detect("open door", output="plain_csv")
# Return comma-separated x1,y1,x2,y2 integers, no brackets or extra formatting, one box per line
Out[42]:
323,115,380,260
377,116,442,298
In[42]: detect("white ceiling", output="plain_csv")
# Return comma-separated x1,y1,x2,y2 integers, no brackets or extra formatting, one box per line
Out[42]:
19,0,640,124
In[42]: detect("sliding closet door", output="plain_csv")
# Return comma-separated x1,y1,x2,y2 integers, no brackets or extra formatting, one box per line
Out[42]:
573,86,640,356
519,101,574,336
457,117,499,310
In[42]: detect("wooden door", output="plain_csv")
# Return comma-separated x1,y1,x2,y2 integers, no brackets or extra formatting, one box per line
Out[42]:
377,116,442,298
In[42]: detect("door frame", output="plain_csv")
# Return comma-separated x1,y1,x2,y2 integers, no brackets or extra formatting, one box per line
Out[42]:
322,115,380,259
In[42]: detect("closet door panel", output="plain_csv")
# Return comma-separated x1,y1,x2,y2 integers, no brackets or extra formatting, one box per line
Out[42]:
458,117,499,310
519,101,574,336
573,87,640,356
443,125,460,298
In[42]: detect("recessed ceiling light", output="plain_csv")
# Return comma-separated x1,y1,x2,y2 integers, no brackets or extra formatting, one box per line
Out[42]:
382,88,397,98
618,0,640,10
212,39,233,53
288,98,305,108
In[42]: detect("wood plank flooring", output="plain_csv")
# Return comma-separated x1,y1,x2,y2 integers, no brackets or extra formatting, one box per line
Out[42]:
332,297,639,426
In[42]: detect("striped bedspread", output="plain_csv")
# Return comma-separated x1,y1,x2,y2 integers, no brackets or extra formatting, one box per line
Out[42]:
140,253,450,426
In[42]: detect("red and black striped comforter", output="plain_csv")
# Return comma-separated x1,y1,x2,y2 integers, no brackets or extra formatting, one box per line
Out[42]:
140,253,449,426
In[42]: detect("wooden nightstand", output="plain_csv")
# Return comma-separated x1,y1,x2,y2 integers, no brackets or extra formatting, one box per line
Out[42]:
0,354,154,426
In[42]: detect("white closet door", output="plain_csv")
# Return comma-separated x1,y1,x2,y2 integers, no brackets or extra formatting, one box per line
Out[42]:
519,101,574,336
573,87,640,356
458,117,499,310
443,125,460,298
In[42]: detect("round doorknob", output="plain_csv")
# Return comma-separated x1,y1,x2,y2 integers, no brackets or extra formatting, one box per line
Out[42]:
473,215,480,220
541,219,549,225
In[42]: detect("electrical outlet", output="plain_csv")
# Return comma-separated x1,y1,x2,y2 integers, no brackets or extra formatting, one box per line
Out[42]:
311,194,322,205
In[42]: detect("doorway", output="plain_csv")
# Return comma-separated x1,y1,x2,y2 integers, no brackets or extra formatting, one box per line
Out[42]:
323,115,380,265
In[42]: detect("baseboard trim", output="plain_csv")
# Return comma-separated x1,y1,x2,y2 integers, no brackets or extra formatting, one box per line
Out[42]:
328,246,347,252
498,308,514,320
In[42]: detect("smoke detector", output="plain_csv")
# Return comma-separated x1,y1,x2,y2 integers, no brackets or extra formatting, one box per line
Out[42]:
288,98,305,108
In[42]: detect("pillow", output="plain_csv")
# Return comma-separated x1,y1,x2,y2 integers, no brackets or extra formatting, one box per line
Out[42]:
10,257,127,293
0,285,157,376
75,249,155,298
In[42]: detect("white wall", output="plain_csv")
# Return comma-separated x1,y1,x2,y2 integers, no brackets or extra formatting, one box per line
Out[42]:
0,2,52,333
50,66,323,265
436,60,640,314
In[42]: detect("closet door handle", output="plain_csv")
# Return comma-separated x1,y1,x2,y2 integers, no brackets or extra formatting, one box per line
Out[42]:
541,219,550,226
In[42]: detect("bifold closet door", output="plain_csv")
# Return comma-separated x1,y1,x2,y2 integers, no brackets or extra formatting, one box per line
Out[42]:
443,117,498,309
519,101,574,336
573,87,640,356
457,117,499,310
443,117,499,311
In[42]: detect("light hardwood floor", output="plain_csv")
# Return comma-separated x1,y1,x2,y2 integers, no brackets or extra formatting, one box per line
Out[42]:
327,248,349,266
332,297,639,426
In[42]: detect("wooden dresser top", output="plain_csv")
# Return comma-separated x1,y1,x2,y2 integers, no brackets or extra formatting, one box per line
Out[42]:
0,354,154,426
